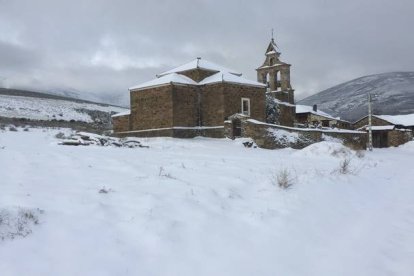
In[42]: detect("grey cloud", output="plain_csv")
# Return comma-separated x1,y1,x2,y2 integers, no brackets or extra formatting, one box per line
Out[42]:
0,41,41,71
0,0,413,105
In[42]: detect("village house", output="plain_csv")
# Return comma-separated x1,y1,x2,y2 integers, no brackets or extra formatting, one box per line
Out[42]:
112,39,296,138
295,104,351,129
353,114,414,147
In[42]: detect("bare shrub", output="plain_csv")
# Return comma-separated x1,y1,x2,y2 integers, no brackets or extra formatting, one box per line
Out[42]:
159,166,175,179
274,168,295,189
0,208,43,241
339,158,351,174
9,126,18,132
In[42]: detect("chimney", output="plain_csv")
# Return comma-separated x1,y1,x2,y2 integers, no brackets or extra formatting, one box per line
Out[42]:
313,104,317,112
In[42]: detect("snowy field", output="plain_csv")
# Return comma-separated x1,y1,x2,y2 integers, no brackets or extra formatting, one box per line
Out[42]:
0,94,127,122
0,128,413,276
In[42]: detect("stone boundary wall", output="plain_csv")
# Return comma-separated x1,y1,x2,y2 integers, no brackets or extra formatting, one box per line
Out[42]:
115,127,224,138
242,119,367,150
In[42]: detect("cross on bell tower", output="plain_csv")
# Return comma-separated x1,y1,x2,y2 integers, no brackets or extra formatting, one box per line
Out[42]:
256,34,294,104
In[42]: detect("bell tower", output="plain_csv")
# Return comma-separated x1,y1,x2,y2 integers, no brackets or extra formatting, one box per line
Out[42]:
257,34,296,126
256,37,294,104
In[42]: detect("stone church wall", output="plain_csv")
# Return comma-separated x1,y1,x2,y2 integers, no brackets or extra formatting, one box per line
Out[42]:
200,84,225,126
278,105,295,127
115,80,266,138
222,84,265,122
130,85,174,131
172,85,199,127
112,115,129,133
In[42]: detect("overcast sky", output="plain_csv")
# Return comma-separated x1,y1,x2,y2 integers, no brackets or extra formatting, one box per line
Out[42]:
1,0,413,105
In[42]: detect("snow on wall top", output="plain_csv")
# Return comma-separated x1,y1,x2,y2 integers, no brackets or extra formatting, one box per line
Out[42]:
157,58,242,77
375,114,414,127
199,72,266,87
111,110,131,118
368,125,396,131
248,119,364,134
129,73,197,91
296,104,339,120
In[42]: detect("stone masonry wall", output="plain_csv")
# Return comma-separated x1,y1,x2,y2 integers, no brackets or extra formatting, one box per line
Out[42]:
172,85,199,127
117,82,266,138
243,119,367,150
278,104,295,127
130,85,173,131
222,84,265,122
200,84,225,126
353,116,391,129
388,130,413,147
112,115,129,132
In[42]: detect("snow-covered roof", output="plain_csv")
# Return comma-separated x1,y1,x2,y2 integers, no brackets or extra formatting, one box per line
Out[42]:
130,71,264,91
295,104,339,121
157,58,242,77
111,110,130,118
129,73,197,91
268,97,296,107
199,72,266,87
375,114,414,127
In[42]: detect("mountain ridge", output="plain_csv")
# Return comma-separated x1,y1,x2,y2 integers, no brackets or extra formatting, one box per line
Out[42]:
298,72,414,122
0,87,126,108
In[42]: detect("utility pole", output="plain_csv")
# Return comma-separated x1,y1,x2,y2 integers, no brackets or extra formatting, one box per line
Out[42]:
368,92,373,151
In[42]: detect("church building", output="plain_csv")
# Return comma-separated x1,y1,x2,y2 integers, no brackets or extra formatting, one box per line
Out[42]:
112,39,295,138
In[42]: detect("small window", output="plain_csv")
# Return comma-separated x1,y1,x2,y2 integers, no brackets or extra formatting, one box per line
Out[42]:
241,98,250,116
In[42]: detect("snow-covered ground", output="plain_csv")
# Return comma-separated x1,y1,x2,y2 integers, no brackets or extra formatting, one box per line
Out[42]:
0,94,127,122
0,128,413,276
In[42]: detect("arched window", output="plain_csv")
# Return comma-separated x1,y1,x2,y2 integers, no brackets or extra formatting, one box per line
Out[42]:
269,58,274,66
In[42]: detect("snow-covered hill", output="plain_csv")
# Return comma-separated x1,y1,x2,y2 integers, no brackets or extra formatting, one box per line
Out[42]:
298,72,414,122
1,128,413,276
0,88,127,124
43,87,128,106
